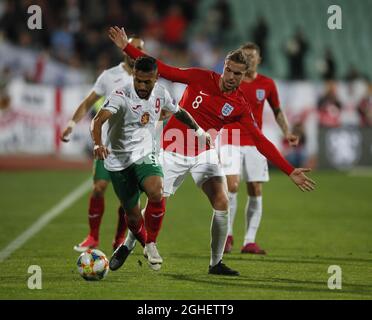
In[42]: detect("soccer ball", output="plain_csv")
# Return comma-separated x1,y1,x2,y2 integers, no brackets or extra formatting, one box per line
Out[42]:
77,249,109,281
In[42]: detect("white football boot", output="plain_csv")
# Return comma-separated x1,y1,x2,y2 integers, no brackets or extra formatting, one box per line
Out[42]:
144,242,163,271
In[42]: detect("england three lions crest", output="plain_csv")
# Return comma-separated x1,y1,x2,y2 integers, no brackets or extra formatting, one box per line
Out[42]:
221,103,234,117
256,89,266,101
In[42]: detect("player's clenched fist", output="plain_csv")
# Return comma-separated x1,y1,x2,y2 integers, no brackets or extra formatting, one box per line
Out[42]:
93,145,109,160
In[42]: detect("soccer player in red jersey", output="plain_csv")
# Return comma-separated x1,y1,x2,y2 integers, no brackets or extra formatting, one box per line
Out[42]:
109,27,315,276
217,43,299,255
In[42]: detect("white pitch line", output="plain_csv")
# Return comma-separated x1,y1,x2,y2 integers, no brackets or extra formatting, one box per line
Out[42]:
0,178,91,263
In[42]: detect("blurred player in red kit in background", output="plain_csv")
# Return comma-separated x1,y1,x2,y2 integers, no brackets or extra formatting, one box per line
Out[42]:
218,43,299,255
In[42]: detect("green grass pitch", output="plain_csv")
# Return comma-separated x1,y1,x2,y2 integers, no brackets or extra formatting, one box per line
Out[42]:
0,170,371,300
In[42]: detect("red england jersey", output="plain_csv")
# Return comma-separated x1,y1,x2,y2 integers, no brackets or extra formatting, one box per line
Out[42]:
220,74,280,146
123,44,294,175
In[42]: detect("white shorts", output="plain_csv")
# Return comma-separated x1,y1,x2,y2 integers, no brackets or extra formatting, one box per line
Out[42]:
218,144,269,182
159,149,225,196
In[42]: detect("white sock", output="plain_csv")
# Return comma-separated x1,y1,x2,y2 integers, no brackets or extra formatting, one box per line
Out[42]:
210,209,228,267
244,196,263,245
227,192,238,236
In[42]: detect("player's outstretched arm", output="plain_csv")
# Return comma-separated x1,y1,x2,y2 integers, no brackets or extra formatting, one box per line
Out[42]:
174,107,212,147
241,111,315,191
61,91,100,142
108,26,205,85
253,132,315,191
90,109,112,160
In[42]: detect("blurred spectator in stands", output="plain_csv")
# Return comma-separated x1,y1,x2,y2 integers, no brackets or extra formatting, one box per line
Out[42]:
95,53,111,77
83,0,106,30
79,29,106,64
0,0,19,42
0,68,12,116
125,0,147,35
317,47,336,80
285,28,309,80
106,0,124,27
188,34,214,68
66,0,81,34
18,29,33,48
161,4,187,48
200,0,231,46
142,2,162,41
317,81,343,127
50,19,75,62
357,81,372,127
213,0,232,46
282,121,307,167
251,15,269,66
344,65,363,82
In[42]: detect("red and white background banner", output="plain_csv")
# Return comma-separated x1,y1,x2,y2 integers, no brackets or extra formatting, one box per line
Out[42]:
0,80,91,157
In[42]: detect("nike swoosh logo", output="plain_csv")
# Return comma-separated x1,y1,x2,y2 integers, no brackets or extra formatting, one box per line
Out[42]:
114,78,122,83
199,90,209,96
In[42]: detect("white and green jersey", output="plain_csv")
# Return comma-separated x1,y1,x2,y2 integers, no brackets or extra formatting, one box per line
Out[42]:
102,82,179,171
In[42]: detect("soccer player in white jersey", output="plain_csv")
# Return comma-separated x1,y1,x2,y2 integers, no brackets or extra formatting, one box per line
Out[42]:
91,56,210,271
60,37,145,252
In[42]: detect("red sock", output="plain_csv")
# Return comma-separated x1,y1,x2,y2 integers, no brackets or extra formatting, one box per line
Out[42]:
125,215,147,247
88,196,104,240
144,198,166,244
114,206,127,244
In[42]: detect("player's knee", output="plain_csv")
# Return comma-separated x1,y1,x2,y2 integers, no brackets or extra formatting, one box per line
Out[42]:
93,181,108,196
248,182,262,197
146,189,163,203
212,192,229,211
126,214,138,227
228,182,239,194
227,176,240,193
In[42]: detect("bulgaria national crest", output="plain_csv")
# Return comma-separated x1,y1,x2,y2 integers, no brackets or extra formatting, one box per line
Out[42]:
256,89,265,101
140,112,150,125
221,103,234,117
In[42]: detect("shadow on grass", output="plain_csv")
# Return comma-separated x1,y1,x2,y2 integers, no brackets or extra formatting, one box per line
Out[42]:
159,273,372,297
169,252,372,266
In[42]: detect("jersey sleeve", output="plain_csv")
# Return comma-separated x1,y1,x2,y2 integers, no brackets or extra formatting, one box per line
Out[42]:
123,43,208,85
162,88,180,113
101,90,125,115
267,79,280,108
92,71,106,97
239,108,294,175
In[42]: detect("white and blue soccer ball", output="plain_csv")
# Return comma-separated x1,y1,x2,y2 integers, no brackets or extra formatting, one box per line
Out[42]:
77,249,109,281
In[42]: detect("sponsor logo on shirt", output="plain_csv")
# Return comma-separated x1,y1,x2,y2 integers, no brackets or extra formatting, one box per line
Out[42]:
132,105,142,110
221,103,234,117
256,89,265,101
140,112,150,125
199,90,209,96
